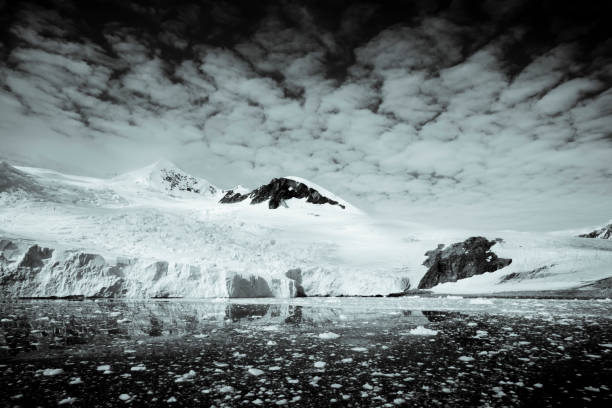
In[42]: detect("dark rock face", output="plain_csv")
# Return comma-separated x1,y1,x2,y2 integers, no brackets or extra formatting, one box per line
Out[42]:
219,190,248,204
159,168,216,194
226,275,273,298
499,264,553,283
578,223,612,239
220,178,345,210
1,244,54,285
17,245,54,272
0,161,44,195
285,268,306,297
417,237,512,289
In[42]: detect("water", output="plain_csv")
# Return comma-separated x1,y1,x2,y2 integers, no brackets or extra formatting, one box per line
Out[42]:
1,297,611,407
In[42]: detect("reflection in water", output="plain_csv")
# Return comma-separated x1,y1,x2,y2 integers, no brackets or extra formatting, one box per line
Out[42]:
225,304,270,322
2,298,611,407
0,300,440,357
422,310,467,322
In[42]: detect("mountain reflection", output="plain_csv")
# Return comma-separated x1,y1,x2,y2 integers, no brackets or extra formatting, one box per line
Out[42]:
0,300,443,357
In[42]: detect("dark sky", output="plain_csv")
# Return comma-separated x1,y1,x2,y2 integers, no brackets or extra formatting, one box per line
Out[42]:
1,0,611,230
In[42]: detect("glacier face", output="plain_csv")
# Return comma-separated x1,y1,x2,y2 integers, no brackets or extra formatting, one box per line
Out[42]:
0,238,301,298
1,160,611,298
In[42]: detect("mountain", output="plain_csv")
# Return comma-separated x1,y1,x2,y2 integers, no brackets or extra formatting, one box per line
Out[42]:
219,176,352,210
1,161,611,298
111,160,219,197
0,161,410,297
578,223,612,240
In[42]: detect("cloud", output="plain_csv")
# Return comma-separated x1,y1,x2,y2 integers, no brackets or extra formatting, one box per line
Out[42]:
0,0,611,230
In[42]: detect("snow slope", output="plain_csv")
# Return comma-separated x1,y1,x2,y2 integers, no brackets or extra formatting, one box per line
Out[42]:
0,160,611,297
0,161,415,297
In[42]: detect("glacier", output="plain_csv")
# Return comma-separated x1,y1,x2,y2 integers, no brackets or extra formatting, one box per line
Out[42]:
1,160,611,298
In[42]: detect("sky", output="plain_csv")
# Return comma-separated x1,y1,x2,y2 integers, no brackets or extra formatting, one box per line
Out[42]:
0,0,611,231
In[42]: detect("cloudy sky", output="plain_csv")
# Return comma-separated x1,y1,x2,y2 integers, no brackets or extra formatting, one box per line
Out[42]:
0,0,611,231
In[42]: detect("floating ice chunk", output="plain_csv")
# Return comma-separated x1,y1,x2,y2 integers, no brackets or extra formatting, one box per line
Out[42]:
175,370,197,382
340,358,353,363
408,326,438,336
130,364,146,372
68,377,83,385
350,347,368,352
318,332,340,339
118,394,131,401
167,397,177,403
458,356,475,362
248,368,265,376
470,298,493,305
96,365,111,371
314,361,326,368
309,376,322,386
599,343,612,348
59,397,77,405
42,368,64,376
473,330,488,338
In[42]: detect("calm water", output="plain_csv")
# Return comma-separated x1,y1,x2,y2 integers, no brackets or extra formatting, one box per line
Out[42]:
1,297,611,407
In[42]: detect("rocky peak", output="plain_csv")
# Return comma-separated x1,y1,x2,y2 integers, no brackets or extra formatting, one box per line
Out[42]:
158,167,216,194
417,236,512,289
219,177,345,209
578,223,612,240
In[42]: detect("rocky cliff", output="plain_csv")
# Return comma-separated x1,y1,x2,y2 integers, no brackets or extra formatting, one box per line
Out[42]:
578,223,612,240
220,177,346,209
417,237,512,289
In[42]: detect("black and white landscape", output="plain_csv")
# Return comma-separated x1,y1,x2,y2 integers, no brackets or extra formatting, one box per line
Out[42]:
1,0,611,406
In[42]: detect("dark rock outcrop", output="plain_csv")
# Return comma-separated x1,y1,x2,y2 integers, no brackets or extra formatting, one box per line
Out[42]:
18,245,54,270
417,237,512,289
219,190,248,204
285,268,306,297
499,264,554,283
220,178,345,210
578,223,612,239
159,168,216,194
226,274,274,298
0,161,44,196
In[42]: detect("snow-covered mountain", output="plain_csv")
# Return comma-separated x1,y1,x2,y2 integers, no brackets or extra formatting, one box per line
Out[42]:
220,176,353,211
111,160,219,197
1,161,611,298
578,223,612,240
